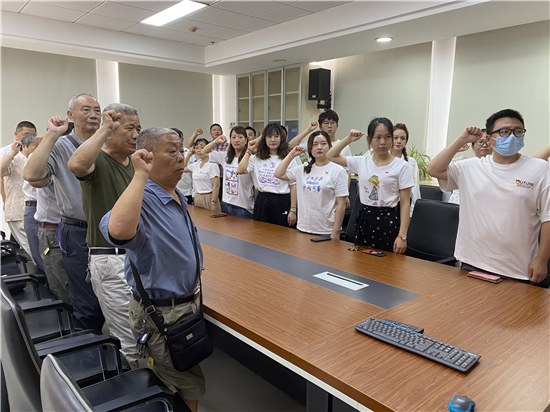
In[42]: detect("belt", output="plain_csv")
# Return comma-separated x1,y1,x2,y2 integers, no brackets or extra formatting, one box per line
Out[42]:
62,217,88,228
89,248,126,255
132,289,200,307
25,201,37,206
38,222,58,229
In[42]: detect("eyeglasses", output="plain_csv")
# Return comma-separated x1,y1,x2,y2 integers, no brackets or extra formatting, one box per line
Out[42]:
490,128,526,138
322,121,337,126
474,139,490,146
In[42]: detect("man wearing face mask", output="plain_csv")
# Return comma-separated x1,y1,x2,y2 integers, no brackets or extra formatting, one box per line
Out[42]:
427,109,550,287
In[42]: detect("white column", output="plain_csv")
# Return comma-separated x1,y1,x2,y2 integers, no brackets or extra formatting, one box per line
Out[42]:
96,60,119,106
213,74,236,132
426,37,456,158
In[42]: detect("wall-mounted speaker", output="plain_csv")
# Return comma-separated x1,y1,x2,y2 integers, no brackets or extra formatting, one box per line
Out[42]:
308,68,331,101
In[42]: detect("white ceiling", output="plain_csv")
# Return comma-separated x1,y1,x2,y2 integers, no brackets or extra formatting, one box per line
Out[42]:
1,0,349,47
1,1,549,75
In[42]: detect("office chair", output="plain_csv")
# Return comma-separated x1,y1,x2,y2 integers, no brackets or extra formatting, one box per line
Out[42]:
0,280,126,410
41,354,179,412
405,199,459,265
343,190,363,243
419,184,443,201
341,178,358,235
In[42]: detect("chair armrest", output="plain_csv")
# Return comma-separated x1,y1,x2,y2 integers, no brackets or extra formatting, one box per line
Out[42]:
2,273,47,285
20,299,75,333
36,332,122,359
92,386,174,412
435,256,457,266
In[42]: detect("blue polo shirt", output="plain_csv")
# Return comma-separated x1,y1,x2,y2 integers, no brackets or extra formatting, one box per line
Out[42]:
99,179,203,300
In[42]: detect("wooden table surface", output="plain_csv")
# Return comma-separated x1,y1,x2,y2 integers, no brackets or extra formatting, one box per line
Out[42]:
189,207,550,412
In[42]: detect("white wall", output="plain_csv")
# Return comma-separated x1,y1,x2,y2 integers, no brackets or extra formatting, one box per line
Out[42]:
118,63,213,139
331,42,433,156
448,21,550,156
1,47,97,143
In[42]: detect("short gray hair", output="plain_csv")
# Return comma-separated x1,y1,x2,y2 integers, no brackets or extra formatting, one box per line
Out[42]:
137,128,178,153
21,133,37,147
68,93,96,112
103,103,138,117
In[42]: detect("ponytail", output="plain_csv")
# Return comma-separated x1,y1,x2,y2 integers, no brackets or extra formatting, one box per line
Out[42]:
402,147,409,162
304,157,316,174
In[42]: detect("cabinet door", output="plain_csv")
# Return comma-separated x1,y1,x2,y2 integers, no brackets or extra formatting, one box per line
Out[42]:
284,65,302,141
267,68,283,125
237,74,250,128
251,71,265,134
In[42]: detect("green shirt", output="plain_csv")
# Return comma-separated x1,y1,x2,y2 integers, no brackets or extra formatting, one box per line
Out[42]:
80,150,134,247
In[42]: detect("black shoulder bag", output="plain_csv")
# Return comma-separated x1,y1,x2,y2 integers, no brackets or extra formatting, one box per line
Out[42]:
129,212,213,372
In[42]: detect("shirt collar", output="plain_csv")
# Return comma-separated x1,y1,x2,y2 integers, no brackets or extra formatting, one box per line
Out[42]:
146,179,184,206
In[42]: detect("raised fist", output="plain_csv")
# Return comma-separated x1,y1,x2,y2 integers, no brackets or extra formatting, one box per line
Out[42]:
290,146,306,158
459,127,483,144
308,121,318,131
195,128,203,136
102,110,121,132
215,135,227,145
132,149,154,174
47,116,69,136
247,138,259,153
347,129,364,142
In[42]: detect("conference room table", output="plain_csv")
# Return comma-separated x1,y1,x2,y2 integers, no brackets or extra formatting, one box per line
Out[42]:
188,206,550,412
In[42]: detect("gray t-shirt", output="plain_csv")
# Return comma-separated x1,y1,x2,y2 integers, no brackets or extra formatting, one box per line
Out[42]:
46,132,87,221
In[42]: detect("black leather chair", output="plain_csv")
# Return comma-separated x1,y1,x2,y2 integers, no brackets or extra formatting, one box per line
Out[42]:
0,280,125,409
41,354,178,412
419,184,443,201
343,190,363,243
405,199,460,265
341,178,358,235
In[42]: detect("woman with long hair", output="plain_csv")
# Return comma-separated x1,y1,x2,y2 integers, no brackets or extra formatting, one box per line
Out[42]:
237,123,299,227
202,126,254,218
327,118,414,254
275,131,348,239
183,138,221,212
391,123,421,215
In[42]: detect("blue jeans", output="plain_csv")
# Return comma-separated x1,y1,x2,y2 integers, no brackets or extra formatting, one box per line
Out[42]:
24,205,44,272
225,204,253,219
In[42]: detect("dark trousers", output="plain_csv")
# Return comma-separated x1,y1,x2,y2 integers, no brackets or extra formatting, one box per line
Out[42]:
253,192,291,227
460,262,550,289
24,205,44,272
59,222,104,331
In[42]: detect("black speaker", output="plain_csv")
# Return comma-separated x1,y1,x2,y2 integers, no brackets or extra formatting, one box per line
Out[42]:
308,68,331,101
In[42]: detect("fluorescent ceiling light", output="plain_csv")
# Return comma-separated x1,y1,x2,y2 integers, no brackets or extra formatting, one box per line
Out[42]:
376,37,393,43
141,1,207,27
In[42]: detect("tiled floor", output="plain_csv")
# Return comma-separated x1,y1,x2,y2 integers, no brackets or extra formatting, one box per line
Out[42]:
198,348,305,412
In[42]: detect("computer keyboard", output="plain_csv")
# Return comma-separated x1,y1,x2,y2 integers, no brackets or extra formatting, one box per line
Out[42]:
354,318,481,373
382,318,424,334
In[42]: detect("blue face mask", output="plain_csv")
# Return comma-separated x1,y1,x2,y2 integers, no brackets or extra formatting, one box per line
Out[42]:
493,134,524,156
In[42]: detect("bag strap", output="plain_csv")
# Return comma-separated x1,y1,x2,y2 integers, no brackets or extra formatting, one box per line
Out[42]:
129,209,203,336
65,133,82,150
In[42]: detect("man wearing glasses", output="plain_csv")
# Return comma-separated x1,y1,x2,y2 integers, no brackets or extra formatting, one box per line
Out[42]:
428,109,550,287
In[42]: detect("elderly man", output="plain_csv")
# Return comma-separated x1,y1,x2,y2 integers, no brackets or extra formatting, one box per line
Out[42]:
427,109,550,287
68,103,141,367
100,128,205,412
24,94,105,331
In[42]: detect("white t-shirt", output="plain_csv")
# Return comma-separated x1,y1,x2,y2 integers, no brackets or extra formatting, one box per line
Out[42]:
440,155,550,280
286,162,348,235
299,139,352,171
187,161,219,194
176,148,196,196
347,154,414,208
209,151,254,213
447,155,469,205
247,155,300,194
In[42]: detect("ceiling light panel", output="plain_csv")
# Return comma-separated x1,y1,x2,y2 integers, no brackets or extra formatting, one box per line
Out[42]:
141,1,207,27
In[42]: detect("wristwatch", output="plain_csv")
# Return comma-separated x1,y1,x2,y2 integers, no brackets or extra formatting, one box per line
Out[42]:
401,235,407,241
